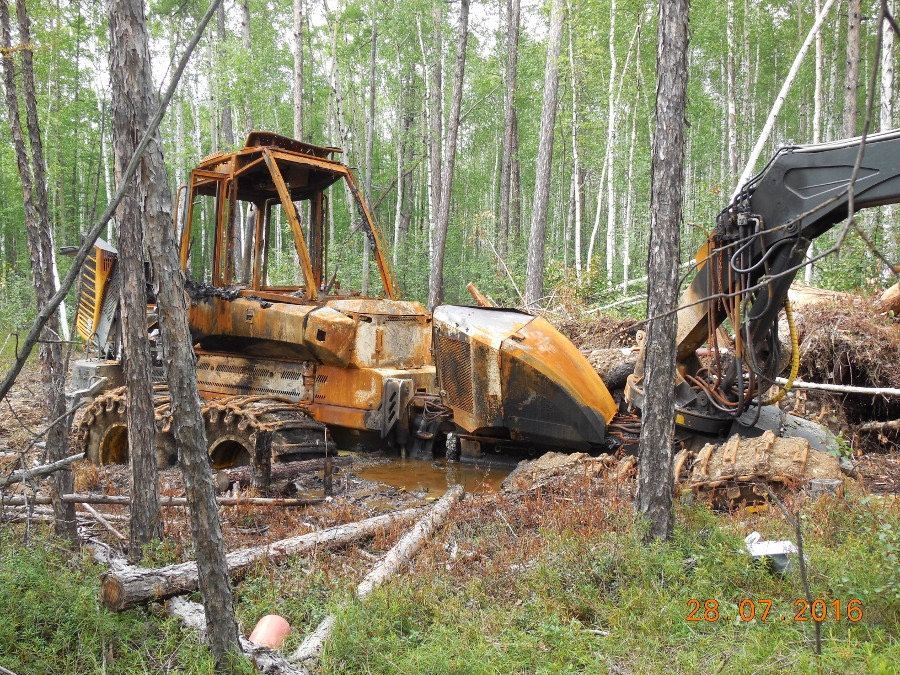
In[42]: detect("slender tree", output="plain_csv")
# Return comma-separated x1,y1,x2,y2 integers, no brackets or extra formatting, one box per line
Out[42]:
635,0,689,541
106,0,241,666
1,0,76,542
428,0,469,309
844,0,861,136
498,0,520,257
293,0,304,139
524,0,565,308
107,0,162,560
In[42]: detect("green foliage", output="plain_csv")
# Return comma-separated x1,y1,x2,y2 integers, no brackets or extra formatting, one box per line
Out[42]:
321,494,898,674
0,526,234,674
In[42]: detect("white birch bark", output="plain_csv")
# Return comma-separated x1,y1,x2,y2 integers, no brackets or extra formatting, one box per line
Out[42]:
805,0,825,284
293,0,304,139
882,0,896,268
567,6,582,280
604,0,618,283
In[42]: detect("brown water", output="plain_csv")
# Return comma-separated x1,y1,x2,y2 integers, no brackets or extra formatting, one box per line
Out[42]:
355,458,511,497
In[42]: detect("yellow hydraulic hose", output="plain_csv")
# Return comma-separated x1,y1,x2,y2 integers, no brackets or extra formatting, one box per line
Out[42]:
762,298,799,405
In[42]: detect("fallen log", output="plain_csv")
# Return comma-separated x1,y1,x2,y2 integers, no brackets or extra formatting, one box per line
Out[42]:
79,502,127,542
857,419,900,433
215,456,352,489
291,485,465,665
775,377,900,397
874,281,900,314
100,505,425,610
0,453,83,488
0,493,323,507
166,597,308,675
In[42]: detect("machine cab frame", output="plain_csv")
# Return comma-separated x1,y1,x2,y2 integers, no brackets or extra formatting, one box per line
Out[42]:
176,131,399,303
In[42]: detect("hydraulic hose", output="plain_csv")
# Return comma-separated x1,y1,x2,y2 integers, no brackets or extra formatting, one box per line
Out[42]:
762,298,799,405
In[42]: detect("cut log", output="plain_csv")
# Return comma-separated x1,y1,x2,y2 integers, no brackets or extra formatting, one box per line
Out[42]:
858,419,900,433
291,484,464,666
216,456,352,490
0,453,83,488
167,597,308,675
875,281,900,314
586,348,636,390
100,505,424,610
0,493,323,507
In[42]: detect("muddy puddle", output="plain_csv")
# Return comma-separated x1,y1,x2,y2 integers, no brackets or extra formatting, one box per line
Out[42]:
355,458,512,497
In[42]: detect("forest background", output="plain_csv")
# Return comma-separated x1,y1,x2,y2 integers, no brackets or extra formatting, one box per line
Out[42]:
0,0,896,331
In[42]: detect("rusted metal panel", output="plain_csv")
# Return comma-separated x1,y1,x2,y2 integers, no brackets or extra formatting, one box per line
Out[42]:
195,353,315,402
303,306,356,366
434,306,616,450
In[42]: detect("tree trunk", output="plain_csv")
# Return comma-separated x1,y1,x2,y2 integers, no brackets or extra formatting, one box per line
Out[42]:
635,0,689,542
806,0,825,284
429,0,470,309
1,0,76,542
623,103,638,288
524,0,565,309
362,16,377,295
107,0,240,667
881,0,896,267
498,0,520,258
239,0,253,135
420,7,443,308
604,0,617,283
844,0,861,137
293,0,303,139
567,4,582,280
215,1,234,148
100,506,424,610
726,0,738,181
108,0,162,562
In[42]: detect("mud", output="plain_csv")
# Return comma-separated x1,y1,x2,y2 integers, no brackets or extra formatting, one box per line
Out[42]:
355,457,509,497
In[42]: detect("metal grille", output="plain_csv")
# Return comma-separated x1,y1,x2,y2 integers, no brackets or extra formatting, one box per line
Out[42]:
76,248,99,338
437,335,473,413
196,355,312,402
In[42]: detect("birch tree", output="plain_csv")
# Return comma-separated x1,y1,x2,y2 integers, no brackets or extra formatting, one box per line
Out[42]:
524,0,564,308
1,0,76,542
498,0,520,257
293,0,304,139
844,0,861,136
428,0,469,309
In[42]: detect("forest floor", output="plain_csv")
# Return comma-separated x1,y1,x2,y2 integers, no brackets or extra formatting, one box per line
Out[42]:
0,294,898,673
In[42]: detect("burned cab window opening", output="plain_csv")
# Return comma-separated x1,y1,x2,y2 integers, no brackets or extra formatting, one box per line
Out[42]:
186,179,218,285
324,183,385,298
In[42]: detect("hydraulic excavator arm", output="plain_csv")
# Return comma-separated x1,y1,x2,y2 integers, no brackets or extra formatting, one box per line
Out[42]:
627,128,900,436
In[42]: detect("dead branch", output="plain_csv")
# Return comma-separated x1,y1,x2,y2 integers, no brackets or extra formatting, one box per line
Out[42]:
774,377,900,396
166,597,308,675
216,456,352,489
0,493,323,507
291,485,464,665
79,502,127,541
0,452,83,488
759,482,821,656
100,506,425,610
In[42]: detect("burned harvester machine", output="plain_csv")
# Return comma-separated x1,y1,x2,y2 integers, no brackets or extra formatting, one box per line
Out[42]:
71,129,900,483
71,132,617,480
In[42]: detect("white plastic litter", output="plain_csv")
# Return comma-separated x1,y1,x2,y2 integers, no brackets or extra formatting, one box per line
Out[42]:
744,531,798,574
